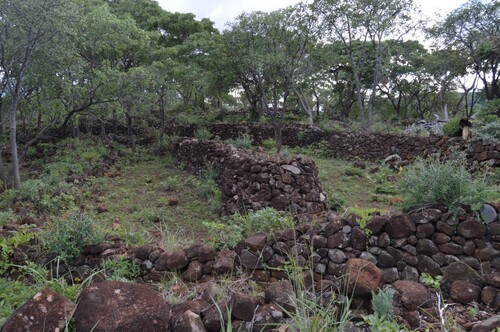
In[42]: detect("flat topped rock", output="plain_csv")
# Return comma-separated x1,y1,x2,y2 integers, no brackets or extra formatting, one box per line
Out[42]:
281,165,301,175
74,281,171,332
2,288,76,332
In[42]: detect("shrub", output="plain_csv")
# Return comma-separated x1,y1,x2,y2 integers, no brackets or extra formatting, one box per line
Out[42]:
42,216,105,262
344,166,364,177
399,154,489,215
204,208,295,249
102,258,140,281
442,118,462,137
261,138,276,150
194,127,212,140
225,133,253,149
471,120,500,142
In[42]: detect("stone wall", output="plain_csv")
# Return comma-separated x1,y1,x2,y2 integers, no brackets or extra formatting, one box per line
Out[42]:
168,123,500,167
175,139,327,215
72,205,499,311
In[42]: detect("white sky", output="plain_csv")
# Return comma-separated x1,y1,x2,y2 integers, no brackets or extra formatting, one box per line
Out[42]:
156,0,468,32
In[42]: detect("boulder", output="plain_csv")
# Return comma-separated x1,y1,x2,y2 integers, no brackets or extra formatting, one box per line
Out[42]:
386,215,416,238
442,262,484,287
230,292,260,321
345,258,383,298
74,281,171,332
450,280,481,304
264,280,294,313
171,310,207,332
2,288,76,332
393,280,431,310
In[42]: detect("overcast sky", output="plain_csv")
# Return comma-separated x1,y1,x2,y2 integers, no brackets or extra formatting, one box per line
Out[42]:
156,0,468,32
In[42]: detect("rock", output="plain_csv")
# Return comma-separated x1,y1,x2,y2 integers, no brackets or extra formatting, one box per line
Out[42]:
442,262,484,287
351,227,367,251
377,251,397,268
328,249,347,264
327,232,350,249
253,304,284,332
480,204,498,223
230,292,260,321
386,215,416,238
97,203,108,213
324,219,344,236
438,243,464,255
433,233,451,244
457,220,486,239
198,245,217,263
474,243,500,261
240,249,263,269
365,216,388,235
450,280,481,304
213,249,235,274
2,288,76,332
402,310,420,330
182,261,203,282
345,258,383,298
471,315,500,332
401,266,419,282
416,239,439,256
481,286,499,308
416,223,435,239
411,209,442,224
393,280,431,310
74,281,171,332
485,272,500,288
265,280,294,313
281,165,301,175
243,234,268,252
171,310,207,332
202,300,229,332
382,268,399,284
416,255,441,276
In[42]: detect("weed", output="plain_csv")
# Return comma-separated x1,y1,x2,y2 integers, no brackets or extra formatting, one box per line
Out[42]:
442,118,462,137
420,272,442,289
364,288,402,331
345,166,364,177
194,127,212,140
0,225,35,273
225,133,253,149
203,219,244,250
345,206,383,231
399,153,491,215
102,258,140,282
41,215,105,263
261,138,276,150
326,191,345,211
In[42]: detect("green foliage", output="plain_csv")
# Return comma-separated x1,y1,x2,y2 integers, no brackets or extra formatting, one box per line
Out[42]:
442,118,462,137
399,154,490,214
345,166,364,177
0,225,35,273
195,169,222,212
102,258,140,281
327,191,345,211
471,120,500,142
41,216,105,263
346,207,382,230
364,289,402,332
261,138,276,150
194,127,212,140
0,211,14,226
225,133,253,149
420,272,442,289
204,208,295,249
0,278,38,327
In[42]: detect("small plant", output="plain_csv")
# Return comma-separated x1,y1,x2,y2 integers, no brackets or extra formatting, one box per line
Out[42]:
194,127,212,140
327,191,345,211
364,289,402,332
225,133,253,149
421,272,442,289
442,118,462,137
0,225,35,273
344,166,364,177
399,153,490,215
345,207,382,230
261,138,276,150
203,219,244,249
102,258,140,281
42,215,105,263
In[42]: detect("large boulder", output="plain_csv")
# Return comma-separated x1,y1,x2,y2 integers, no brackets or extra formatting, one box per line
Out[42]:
74,281,171,332
345,258,383,298
2,288,76,332
393,280,432,310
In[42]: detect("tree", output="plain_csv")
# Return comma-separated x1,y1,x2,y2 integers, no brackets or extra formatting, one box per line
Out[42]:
0,0,78,188
432,0,500,102
313,0,419,129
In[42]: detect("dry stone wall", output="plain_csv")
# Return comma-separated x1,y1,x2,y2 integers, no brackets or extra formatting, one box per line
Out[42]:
69,205,500,312
168,123,500,167
175,139,327,214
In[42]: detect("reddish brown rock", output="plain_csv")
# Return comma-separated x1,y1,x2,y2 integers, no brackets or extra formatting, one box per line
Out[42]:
393,280,431,310
171,310,206,332
74,281,171,332
182,261,203,282
450,280,481,304
365,216,388,235
230,292,260,321
252,304,284,332
386,215,416,238
345,258,383,298
265,280,294,313
2,288,76,332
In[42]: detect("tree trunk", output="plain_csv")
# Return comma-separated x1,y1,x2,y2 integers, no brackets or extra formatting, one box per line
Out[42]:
9,99,21,189
158,93,165,149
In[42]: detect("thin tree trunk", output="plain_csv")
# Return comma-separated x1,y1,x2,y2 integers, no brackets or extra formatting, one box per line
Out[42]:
9,100,21,189
158,93,165,149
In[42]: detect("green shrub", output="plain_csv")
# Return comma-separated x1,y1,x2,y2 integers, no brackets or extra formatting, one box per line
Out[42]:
471,121,500,142
204,208,295,249
225,133,253,149
42,216,105,262
102,258,140,281
399,154,489,215
344,166,364,177
194,127,212,140
261,138,275,150
442,118,462,137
